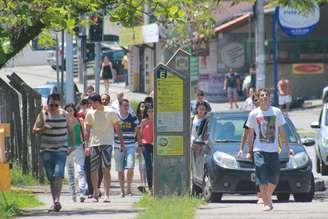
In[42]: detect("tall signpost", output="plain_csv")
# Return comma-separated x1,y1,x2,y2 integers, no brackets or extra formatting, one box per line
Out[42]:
272,4,320,106
153,49,190,197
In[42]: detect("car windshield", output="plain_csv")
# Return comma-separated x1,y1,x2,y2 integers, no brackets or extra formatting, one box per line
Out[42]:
34,87,51,98
212,115,297,143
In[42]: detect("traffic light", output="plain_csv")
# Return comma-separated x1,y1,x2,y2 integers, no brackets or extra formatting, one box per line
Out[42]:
89,15,103,42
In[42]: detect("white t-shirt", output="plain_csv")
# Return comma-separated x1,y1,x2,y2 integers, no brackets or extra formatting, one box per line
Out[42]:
85,106,120,147
191,116,205,142
246,106,285,152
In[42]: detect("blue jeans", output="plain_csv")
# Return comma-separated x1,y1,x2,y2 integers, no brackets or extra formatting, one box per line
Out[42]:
254,151,280,185
142,144,153,190
115,147,136,171
40,150,67,182
123,69,128,86
67,145,86,195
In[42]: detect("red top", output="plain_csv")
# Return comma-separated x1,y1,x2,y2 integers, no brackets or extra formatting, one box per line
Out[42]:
141,119,153,144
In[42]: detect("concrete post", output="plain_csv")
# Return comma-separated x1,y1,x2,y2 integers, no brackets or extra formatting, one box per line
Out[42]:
255,0,266,89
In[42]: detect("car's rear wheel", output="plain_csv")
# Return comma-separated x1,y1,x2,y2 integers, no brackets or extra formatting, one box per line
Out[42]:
202,172,222,203
316,154,321,174
276,193,290,202
321,162,328,176
293,173,314,202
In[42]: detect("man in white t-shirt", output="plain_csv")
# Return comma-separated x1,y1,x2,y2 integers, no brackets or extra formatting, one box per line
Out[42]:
85,94,125,203
246,88,293,211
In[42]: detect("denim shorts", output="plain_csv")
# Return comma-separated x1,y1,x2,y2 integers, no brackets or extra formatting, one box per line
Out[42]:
40,150,67,182
253,151,280,185
114,147,136,171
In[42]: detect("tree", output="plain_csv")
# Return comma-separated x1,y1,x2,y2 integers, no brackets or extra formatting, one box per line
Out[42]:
0,0,326,68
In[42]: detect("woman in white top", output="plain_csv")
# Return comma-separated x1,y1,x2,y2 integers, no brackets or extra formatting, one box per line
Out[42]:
191,102,208,143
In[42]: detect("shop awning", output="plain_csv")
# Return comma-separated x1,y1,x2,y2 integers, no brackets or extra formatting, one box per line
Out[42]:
214,13,252,33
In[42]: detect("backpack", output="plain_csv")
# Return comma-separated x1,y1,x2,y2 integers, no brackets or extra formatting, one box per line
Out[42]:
227,73,238,88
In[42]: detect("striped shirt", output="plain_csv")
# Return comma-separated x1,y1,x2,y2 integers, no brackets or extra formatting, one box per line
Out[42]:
114,113,139,149
41,110,68,152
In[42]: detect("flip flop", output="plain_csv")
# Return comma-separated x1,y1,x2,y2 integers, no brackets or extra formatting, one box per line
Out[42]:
103,197,111,203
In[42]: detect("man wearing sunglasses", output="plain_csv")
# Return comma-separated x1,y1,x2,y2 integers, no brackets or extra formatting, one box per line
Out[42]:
84,94,124,203
33,93,74,212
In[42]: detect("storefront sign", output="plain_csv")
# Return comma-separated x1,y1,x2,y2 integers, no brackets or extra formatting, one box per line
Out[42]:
292,63,324,74
119,23,159,46
279,4,320,37
190,56,199,82
221,42,245,68
157,135,184,156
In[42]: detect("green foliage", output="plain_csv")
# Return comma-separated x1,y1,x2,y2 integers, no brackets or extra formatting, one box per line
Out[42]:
11,163,39,186
0,0,327,68
130,99,141,113
135,194,204,219
0,191,42,219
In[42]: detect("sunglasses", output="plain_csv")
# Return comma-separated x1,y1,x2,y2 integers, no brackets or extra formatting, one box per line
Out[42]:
49,103,59,108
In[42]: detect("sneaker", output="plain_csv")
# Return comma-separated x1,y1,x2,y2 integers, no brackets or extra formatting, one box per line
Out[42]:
54,202,62,212
257,198,264,204
263,205,272,211
120,192,125,198
79,196,86,203
137,186,146,193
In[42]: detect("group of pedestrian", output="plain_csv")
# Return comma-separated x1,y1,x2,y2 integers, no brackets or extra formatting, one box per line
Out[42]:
33,86,154,212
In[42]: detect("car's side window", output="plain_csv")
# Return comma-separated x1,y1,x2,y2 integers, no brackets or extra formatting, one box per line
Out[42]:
319,109,323,126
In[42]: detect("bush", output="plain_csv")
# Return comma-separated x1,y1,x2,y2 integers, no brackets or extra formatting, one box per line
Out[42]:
0,191,42,218
130,99,140,112
11,163,39,186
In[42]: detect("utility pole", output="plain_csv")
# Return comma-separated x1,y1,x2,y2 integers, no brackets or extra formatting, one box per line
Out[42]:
61,30,65,105
65,32,74,104
55,33,60,90
255,0,266,89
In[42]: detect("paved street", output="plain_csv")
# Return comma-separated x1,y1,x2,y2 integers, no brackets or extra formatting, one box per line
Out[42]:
2,65,328,218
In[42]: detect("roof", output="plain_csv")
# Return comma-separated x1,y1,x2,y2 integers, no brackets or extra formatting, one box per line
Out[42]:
214,13,252,33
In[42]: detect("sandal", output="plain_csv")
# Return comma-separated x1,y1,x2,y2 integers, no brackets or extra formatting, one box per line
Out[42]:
103,196,111,203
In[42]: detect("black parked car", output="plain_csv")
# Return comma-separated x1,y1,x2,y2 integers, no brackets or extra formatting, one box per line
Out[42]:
191,111,315,203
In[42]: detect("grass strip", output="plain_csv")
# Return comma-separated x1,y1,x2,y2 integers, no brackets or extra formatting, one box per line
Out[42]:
0,191,42,219
135,194,204,219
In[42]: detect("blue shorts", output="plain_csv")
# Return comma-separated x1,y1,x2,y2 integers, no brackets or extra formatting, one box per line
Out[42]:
114,147,136,171
254,151,280,185
40,150,67,182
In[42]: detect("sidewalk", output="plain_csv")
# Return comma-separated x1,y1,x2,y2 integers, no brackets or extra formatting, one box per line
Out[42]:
16,161,144,219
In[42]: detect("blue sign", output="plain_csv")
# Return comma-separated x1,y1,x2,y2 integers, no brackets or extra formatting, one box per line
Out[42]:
278,5,320,37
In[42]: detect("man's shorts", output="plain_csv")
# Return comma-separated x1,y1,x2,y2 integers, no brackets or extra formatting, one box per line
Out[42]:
114,147,136,171
279,95,292,106
227,87,238,98
40,150,67,182
90,145,113,172
254,151,280,185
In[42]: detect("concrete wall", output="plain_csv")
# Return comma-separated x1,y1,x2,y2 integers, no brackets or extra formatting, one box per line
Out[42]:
6,46,50,66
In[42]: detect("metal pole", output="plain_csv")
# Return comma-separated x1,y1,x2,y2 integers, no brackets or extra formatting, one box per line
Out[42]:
94,42,101,94
55,33,60,89
65,32,74,103
255,0,266,89
82,35,88,95
273,8,279,106
61,30,65,105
